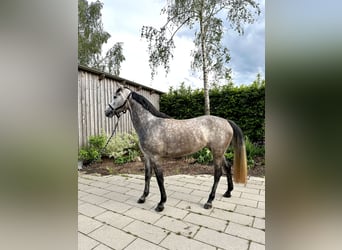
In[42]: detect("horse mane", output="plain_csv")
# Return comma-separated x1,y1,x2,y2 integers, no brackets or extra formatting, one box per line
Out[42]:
131,92,171,118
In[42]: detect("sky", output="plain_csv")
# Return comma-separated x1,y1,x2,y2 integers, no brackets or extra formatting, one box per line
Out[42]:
90,0,265,92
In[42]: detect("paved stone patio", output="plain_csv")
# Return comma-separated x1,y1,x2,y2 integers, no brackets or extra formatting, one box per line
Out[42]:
78,173,265,250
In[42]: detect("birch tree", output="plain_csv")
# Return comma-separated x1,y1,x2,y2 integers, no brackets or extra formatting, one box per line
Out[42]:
78,0,125,75
141,0,260,114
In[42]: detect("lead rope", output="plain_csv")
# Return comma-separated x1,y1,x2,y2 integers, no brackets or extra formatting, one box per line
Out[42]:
87,114,121,167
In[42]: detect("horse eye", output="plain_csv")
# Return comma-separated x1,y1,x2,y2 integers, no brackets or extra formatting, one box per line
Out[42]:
113,96,117,99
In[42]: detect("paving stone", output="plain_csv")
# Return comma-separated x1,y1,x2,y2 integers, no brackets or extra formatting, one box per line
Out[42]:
205,199,236,211
78,174,265,250
234,186,260,195
156,206,189,220
79,203,106,218
222,196,258,208
170,191,203,203
78,177,95,185
125,238,166,250
125,207,163,224
165,179,186,187
78,214,103,234
184,213,227,231
95,211,134,229
258,201,265,209
99,199,132,214
235,205,265,218
78,199,85,207
190,189,210,198
102,191,130,202
185,183,210,191
78,183,93,191
149,194,181,207
89,225,135,250
210,208,253,226
246,184,265,190
105,175,128,183
167,185,194,194
125,182,144,191
78,232,99,250
225,222,265,244
241,193,265,202
92,243,113,250
194,227,249,250
155,216,200,237
181,175,206,184
216,189,242,199
90,181,112,189
80,193,108,205
78,190,89,198
123,220,168,244
125,195,156,210
161,232,216,250
249,242,265,250
176,200,212,216
253,218,265,230
126,189,143,197
86,187,111,196
104,184,131,194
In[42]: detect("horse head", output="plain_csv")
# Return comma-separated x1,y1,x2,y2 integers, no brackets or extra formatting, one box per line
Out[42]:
105,85,132,118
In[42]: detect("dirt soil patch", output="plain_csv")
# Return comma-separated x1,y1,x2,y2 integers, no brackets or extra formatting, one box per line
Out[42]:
80,157,265,178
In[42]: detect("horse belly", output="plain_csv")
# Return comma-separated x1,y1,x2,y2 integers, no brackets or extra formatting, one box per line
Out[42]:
161,128,207,158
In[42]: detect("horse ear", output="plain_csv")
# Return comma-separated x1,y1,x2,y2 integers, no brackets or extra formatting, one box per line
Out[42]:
117,83,124,89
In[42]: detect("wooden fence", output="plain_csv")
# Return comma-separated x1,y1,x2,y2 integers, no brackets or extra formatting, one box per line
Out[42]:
78,65,163,149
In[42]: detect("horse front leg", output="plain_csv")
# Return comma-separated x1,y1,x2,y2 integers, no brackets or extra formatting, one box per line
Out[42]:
204,160,222,209
138,157,151,203
152,161,166,212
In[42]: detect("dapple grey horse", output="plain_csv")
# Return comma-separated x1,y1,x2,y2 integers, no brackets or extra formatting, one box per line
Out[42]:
105,86,247,212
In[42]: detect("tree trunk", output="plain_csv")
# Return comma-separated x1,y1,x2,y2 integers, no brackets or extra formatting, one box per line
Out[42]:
200,9,210,115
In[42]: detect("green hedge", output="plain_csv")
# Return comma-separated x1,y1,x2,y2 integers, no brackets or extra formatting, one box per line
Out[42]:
160,82,265,143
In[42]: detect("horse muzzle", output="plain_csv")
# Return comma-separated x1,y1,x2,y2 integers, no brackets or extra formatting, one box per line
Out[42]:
105,107,115,118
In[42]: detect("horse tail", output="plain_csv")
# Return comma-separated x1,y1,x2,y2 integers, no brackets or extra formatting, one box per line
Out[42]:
228,120,248,184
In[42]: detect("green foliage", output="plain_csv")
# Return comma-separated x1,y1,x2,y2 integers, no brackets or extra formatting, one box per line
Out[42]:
78,0,125,75
191,137,264,168
161,79,265,143
141,0,261,115
105,133,141,164
78,133,107,163
141,0,260,81
192,148,213,164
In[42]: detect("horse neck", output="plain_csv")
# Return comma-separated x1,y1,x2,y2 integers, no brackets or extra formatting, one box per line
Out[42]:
128,98,156,133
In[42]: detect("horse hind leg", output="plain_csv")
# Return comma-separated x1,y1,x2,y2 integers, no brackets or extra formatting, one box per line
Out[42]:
204,157,223,209
222,157,234,198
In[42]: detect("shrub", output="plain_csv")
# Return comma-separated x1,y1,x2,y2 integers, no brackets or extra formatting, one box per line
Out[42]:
160,81,265,143
192,147,213,164
105,132,141,164
78,133,107,164
192,136,264,168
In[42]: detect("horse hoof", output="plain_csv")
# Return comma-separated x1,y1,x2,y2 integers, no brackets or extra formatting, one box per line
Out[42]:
137,197,145,203
204,203,212,209
223,191,231,198
155,204,164,212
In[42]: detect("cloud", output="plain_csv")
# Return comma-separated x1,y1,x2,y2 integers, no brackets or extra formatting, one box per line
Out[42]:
94,0,265,91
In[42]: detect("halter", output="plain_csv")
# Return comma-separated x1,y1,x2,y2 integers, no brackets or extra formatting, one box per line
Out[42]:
108,89,132,118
